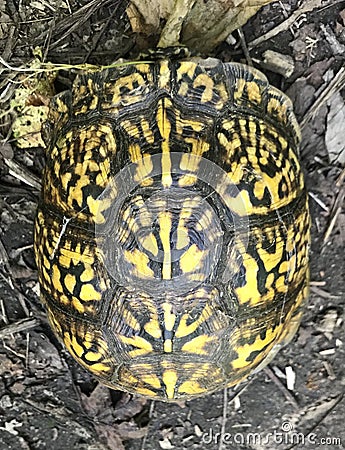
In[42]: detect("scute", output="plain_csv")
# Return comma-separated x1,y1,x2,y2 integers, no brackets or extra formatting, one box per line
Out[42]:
34,57,310,401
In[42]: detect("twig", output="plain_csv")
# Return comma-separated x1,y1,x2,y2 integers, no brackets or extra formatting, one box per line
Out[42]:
0,317,40,338
310,285,340,299
323,181,345,244
39,0,114,50
3,158,41,190
335,168,345,187
248,0,342,50
0,299,9,325
285,394,344,450
237,27,253,66
219,387,228,450
301,67,345,130
323,206,342,244
84,2,124,63
308,192,329,213
140,401,155,450
264,366,299,409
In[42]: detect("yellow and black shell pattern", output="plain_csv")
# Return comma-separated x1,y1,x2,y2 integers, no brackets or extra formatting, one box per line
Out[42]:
34,57,310,401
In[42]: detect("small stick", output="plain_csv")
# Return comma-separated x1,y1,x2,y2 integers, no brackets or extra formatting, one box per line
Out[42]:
0,317,40,338
301,67,345,130
237,28,253,66
264,366,299,409
248,0,342,50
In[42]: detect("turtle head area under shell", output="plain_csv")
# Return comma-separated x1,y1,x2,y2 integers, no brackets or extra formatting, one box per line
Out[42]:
34,58,310,401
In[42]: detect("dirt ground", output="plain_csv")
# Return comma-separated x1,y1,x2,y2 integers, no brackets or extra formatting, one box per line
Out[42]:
0,1,344,449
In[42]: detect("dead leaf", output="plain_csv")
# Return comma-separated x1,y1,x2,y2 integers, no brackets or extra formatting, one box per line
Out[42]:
10,61,56,149
112,393,148,421
12,105,49,148
81,384,112,418
127,0,275,52
95,424,126,450
116,420,148,439
339,9,345,26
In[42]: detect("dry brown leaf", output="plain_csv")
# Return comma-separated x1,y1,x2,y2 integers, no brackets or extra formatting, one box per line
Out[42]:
127,0,274,53
81,384,113,418
116,420,148,439
339,9,345,26
95,424,126,450
112,393,148,421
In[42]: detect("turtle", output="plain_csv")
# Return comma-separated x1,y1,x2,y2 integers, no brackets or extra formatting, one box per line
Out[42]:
34,55,310,401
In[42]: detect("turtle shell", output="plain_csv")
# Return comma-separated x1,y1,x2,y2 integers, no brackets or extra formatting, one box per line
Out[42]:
34,58,310,401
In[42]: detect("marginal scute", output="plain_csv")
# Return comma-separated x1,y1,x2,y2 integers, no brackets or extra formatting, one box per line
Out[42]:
34,56,310,401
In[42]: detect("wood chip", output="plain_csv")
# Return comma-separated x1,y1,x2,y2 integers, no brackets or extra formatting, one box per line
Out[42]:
322,361,336,380
325,91,345,164
261,50,294,77
159,437,174,449
316,308,338,334
319,348,336,355
285,366,296,391
234,395,241,410
310,285,339,299
0,419,23,436
272,365,286,379
194,424,203,438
